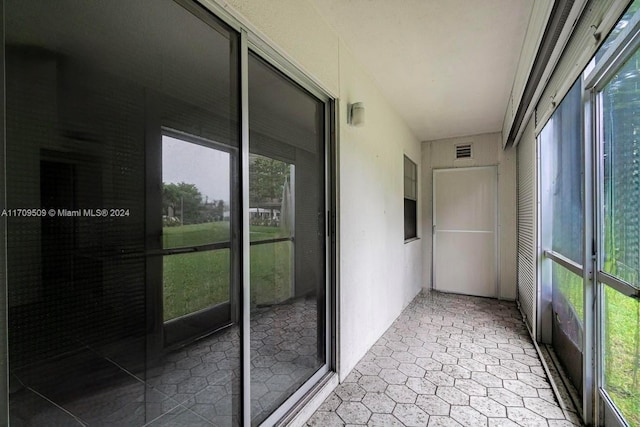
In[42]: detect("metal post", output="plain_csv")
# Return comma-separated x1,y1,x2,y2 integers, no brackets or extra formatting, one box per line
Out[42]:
240,29,251,427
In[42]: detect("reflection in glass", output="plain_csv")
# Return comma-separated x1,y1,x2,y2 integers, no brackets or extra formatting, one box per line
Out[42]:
6,0,241,425
602,48,640,288
162,135,231,248
248,52,326,425
163,250,230,321
603,285,640,426
161,135,233,323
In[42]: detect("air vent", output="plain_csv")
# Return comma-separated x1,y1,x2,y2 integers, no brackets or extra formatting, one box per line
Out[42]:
455,144,472,159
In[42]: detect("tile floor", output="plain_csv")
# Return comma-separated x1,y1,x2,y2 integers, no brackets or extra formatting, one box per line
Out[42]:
10,295,322,426
10,291,582,426
307,291,583,427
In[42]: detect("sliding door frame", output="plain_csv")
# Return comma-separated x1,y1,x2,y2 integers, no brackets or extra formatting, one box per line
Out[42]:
582,72,596,427
244,45,334,426
194,2,337,425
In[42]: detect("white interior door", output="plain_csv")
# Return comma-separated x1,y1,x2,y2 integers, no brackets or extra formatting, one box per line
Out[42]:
433,167,497,297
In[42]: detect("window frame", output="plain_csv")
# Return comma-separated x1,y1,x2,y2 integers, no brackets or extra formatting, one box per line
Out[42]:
535,3,640,425
404,155,418,241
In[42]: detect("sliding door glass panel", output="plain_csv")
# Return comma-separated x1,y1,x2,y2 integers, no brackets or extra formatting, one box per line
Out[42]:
602,48,640,288
148,5,241,425
602,285,640,426
6,0,241,425
248,52,326,425
540,78,584,396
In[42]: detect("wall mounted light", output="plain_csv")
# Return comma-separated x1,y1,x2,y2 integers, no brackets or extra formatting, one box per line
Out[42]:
347,102,365,127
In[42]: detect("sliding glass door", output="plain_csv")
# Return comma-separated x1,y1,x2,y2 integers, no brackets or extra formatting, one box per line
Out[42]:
4,0,333,425
248,52,328,426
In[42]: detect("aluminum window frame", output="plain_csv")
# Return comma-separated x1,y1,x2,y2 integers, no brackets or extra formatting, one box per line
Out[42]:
536,4,640,423
591,17,640,424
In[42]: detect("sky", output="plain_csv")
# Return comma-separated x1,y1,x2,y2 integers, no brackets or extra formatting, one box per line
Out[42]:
162,135,230,203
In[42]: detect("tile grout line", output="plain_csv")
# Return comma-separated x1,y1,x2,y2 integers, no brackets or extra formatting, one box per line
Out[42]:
25,386,89,427
103,354,219,426
311,291,583,426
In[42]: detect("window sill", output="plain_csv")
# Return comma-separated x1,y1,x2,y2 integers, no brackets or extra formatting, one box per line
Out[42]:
404,237,420,244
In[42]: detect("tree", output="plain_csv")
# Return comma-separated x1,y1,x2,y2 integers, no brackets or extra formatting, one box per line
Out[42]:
249,156,290,206
162,182,204,225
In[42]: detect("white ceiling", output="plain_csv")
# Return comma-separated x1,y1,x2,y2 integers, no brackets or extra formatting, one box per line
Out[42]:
310,0,535,141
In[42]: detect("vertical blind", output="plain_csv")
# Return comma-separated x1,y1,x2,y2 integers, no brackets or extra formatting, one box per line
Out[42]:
517,117,537,334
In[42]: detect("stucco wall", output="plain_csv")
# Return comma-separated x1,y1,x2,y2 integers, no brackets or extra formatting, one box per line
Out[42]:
221,0,340,96
218,1,424,379
421,133,517,300
338,41,423,378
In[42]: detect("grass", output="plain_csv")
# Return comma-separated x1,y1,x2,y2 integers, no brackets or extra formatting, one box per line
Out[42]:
163,221,230,248
601,214,640,426
162,222,292,321
249,241,292,305
553,263,584,322
553,263,639,426
163,249,231,320
604,286,640,427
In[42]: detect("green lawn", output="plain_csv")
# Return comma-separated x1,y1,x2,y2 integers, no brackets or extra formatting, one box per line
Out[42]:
553,264,639,426
163,221,231,248
604,286,640,427
553,263,584,321
162,222,292,320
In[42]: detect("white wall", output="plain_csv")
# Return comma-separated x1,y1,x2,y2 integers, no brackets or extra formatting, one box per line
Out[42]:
223,0,340,95
421,132,517,300
338,41,423,378
220,0,423,380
